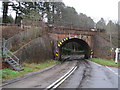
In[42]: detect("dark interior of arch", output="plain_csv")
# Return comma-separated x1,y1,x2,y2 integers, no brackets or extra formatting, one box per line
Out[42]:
59,38,91,59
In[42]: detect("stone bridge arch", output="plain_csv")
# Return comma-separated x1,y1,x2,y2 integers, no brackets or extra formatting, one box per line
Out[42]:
54,37,91,60
47,24,98,60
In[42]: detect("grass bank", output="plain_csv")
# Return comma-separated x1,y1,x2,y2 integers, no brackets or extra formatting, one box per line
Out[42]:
91,58,119,67
1,60,59,81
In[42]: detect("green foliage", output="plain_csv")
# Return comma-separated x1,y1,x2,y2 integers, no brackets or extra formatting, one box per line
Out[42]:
6,1,95,27
54,6,94,28
106,20,118,34
96,18,106,30
1,68,19,79
7,15,14,23
78,13,94,28
61,48,72,55
2,15,14,24
61,48,85,55
23,10,41,21
91,58,118,67
2,60,59,81
71,51,84,55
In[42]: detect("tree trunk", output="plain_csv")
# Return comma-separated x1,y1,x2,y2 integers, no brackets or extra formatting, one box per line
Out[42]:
15,11,18,24
2,2,9,23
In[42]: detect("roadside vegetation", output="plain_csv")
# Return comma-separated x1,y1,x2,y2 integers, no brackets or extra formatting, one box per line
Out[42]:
1,60,59,81
91,58,119,67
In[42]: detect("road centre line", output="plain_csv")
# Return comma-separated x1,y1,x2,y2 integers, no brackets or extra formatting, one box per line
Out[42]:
45,66,77,89
52,66,77,88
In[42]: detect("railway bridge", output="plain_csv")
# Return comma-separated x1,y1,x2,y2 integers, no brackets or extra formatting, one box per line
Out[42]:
1,23,104,70
46,24,102,60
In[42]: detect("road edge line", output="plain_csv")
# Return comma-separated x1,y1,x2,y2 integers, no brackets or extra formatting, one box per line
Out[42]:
89,60,119,77
105,66,119,77
88,60,102,67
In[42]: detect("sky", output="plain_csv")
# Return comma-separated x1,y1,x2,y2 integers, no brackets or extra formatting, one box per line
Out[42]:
63,0,119,23
0,0,119,23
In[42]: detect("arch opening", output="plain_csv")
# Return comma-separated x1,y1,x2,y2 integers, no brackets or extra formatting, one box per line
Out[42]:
57,38,91,60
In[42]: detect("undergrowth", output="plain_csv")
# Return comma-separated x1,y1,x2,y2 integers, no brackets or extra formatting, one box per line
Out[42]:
1,60,59,81
91,58,119,67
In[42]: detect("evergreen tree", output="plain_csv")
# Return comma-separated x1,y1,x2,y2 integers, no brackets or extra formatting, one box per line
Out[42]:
96,18,106,30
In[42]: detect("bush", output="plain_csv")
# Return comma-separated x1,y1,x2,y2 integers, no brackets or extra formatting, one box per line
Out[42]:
2,26,24,39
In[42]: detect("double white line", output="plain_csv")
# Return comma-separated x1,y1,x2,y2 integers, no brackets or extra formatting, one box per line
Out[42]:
45,66,77,90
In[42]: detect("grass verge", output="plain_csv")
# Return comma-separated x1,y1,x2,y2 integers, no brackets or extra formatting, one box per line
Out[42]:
1,60,59,81
91,58,119,67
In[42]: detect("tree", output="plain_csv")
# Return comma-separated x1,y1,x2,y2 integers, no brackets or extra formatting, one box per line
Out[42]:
78,13,94,28
60,6,78,25
106,20,116,34
86,17,95,28
96,18,106,30
2,1,14,24
23,10,41,21
0,17,2,23
8,1,94,28
12,2,40,25
7,15,14,23
2,2,9,23
52,2,65,24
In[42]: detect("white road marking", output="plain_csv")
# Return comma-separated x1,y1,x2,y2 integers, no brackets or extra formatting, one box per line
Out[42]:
52,66,77,88
89,60,120,77
105,66,120,77
88,60,102,67
45,66,77,89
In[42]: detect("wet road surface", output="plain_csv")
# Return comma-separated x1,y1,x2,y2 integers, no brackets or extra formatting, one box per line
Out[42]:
58,60,118,88
2,61,77,88
2,59,119,89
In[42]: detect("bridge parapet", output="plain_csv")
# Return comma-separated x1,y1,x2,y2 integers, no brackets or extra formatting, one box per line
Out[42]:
46,24,101,36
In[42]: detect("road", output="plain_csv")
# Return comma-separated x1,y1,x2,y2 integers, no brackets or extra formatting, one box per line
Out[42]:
2,61,77,88
2,59,119,89
58,60,119,88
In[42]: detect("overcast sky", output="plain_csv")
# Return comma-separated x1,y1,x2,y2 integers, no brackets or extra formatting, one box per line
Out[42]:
63,0,119,23
0,0,119,23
